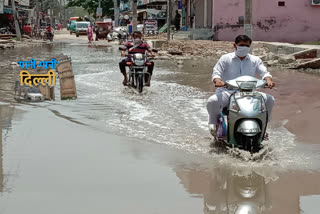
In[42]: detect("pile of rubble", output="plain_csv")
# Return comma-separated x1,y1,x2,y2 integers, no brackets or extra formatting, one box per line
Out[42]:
157,40,234,60
156,40,320,70
0,34,46,49
255,47,320,70
0,34,16,49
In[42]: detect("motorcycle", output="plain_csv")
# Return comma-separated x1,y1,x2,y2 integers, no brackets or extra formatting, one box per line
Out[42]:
119,46,157,93
0,27,12,34
117,30,128,45
214,76,272,153
43,31,54,42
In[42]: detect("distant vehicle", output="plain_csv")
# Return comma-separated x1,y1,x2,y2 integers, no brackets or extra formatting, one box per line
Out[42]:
69,21,77,34
43,30,54,42
112,26,128,40
68,17,79,30
76,22,90,37
95,21,112,40
0,26,12,34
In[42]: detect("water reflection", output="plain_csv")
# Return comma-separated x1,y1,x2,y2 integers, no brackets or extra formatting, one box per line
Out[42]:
0,109,2,193
176,167,270,214
0,105,18,193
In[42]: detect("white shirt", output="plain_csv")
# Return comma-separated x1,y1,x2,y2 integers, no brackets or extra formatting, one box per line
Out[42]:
212,52,272,83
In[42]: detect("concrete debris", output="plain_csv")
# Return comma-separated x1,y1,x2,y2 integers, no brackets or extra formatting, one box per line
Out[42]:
168,48,183,55
0,44,14,49
0,37,47,49
278,55,296,64
157,41,234,59
154,40,320,70
296,58,320,69
290,49,318,59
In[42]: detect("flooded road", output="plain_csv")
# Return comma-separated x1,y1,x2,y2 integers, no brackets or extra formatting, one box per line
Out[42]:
0,37,320,213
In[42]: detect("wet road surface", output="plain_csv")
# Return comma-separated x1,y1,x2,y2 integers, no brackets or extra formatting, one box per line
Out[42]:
0,37,320,213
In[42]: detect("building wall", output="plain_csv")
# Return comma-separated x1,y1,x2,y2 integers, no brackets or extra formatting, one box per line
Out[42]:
193,0,213,28
195,0,204,28
214,0,320,43
207,0,213,27
4,0,30,7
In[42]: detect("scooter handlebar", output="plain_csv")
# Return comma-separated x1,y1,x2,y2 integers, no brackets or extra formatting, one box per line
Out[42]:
264,82,276,88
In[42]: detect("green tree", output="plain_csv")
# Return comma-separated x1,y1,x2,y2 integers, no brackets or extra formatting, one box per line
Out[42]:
42,0,62,16
67,0,114,18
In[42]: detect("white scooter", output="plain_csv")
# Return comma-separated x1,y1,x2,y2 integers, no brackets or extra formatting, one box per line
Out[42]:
215,76,272,153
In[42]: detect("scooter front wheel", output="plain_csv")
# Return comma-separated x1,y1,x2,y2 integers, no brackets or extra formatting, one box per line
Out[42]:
240,135,260,153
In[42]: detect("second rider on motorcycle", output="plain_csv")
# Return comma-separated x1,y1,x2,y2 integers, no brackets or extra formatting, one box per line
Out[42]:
119,31,155,86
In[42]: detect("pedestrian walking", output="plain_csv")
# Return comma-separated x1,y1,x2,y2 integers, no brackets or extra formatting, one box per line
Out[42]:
174,10,181,31
88,24,93,43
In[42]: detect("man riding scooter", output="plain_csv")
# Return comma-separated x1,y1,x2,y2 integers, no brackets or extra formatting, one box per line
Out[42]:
119,31,155,86
207,35,275,137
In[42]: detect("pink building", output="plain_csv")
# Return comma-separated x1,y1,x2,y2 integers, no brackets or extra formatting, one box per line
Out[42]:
213,0,320,43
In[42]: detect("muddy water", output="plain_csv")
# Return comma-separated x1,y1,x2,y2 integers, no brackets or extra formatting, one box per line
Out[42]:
0,40,320,213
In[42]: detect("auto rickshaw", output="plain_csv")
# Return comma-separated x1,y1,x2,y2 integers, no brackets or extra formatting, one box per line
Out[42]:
68,17,79,34
94,21,113,41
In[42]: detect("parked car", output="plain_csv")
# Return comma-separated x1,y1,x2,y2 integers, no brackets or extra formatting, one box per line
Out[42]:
76,21,90,37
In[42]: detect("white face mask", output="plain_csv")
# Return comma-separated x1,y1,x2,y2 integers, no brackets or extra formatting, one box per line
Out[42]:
235,46,250,57
134,38,142,44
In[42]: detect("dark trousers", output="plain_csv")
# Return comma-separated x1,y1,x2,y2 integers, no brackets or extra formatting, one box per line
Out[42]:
175,23,181,31
119,58,154,76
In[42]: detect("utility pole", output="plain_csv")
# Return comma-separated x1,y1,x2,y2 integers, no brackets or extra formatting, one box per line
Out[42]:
64,0,66,23
11,0,21,41
244,0,252,38
59,0,62,20
35,0,39,33
114,0,118,27
98,0,101,21
132,0,137,31
166,0,171,41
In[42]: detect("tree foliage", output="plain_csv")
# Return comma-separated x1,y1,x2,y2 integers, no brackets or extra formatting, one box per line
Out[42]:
66,0,115,17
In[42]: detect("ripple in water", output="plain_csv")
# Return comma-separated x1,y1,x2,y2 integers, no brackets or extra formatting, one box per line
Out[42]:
43,58,320,177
